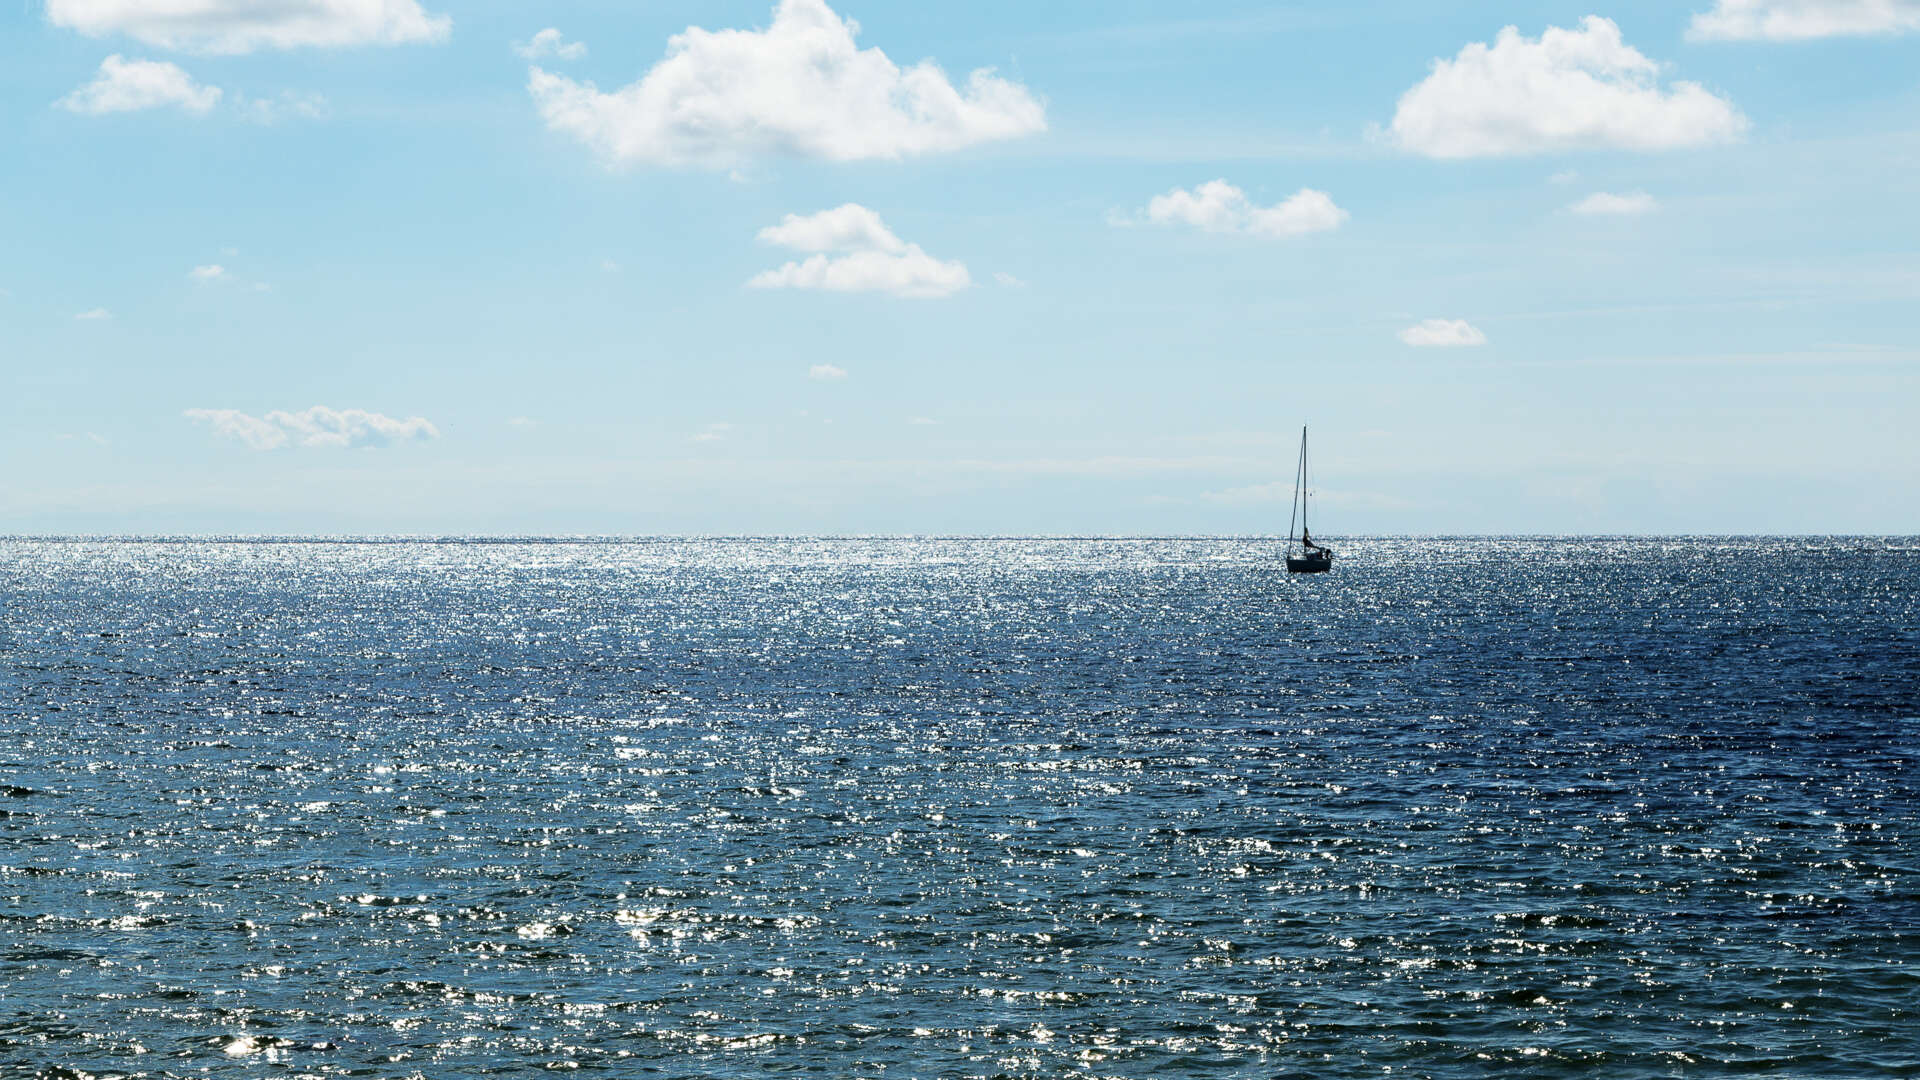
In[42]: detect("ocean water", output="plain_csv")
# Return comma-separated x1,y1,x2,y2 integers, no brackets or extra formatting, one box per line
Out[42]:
2,537,1915,1078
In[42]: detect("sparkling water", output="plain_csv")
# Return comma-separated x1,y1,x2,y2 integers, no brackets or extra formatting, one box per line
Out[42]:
3,538,1915,1076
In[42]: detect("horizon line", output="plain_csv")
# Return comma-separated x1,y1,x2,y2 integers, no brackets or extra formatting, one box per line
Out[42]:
4,533,1914,544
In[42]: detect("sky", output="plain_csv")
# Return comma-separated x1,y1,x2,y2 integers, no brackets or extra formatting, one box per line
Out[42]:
3,0,1918,535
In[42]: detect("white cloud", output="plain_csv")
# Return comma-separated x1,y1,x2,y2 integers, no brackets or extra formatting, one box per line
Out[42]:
58,55,222,114
516,28,585,60
185,406,439,449
47,0,450,54
1398,318,1488,347
749,204,970,299
526,0,1045,168
692,422,733,443
1570,190,1658,215
184,409,286,449
1549,169,1580,184
993,271,1026,288
507,416,537,428
190,261,275,290
750,250,970,297
75,307,113,320
1142,180,1348,238
242,91,329,124
908,416,939,425
1689,0,1920,39
808,364,849,380
758,203,905,254
1389,17,1747,158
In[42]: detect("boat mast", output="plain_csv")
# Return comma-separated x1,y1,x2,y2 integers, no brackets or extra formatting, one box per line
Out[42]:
1300,425,1309,542
1287,425,1306,550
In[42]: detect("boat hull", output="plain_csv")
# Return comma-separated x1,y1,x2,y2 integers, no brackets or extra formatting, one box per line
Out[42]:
1286,555,1332,574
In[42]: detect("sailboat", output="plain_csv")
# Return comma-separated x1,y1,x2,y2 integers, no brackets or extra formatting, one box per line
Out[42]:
1285,425,1333,574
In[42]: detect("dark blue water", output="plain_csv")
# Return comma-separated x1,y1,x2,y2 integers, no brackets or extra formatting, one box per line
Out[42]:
3,538,1916,1077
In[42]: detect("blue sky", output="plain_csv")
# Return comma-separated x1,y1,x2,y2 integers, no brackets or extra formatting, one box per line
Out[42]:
4,0,1917,534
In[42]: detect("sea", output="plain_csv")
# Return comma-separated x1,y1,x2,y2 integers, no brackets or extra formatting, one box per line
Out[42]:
2,537,1915,1078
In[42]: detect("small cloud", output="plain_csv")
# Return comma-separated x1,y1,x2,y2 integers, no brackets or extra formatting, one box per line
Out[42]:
1689,0,1920,40
241,91,329,124
1398,318,1487,347
1570,191,1658,215
191,261,272,291
993,271,1026,288
600,258,621,273
908,416,939,426
184,409,285,449
507,416,537,428
692,422,733,443
56,432,111,446
808,364,849,380
758,203,905,254
1549,169,1579,185
516,27,586,60
59,55,222,115
1138,180,1348,238
75,307,113,320
46,0,451,54
749,204,969,299
185,405,439,450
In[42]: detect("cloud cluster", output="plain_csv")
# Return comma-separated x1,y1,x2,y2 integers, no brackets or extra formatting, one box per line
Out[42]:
527,0,1045,167
58,54,222,114
516,28,585,60
47,0,450,54
1390,17,1747,158
749,204,970,298
1570,191,1659,215
1399,318,1488,347
1689,0,1920,39
186,406,439,449
808,364,849,380
1143,180,1348,238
